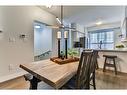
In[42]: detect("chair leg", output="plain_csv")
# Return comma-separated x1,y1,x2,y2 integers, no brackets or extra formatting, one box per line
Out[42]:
92,71,96,89
103,57,107,72
113,58,117,75
85,81,90,89
96,59,99,69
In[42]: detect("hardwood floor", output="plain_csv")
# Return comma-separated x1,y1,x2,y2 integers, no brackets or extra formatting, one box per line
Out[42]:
0,77,30,89
96,69,127,89
0,69,127,89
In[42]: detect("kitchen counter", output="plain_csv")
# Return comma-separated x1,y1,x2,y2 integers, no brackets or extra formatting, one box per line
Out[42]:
84,49,127,73
84,49,127,52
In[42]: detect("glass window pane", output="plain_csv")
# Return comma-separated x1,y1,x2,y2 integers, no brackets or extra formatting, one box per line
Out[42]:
90,33,98,43
88,29,115,49
106,31,114,42
98,32,105,42
90,44,98,49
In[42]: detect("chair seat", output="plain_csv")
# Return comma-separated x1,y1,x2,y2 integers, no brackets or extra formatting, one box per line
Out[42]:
62,75,76,89
63,73,94,89
103,55,117,58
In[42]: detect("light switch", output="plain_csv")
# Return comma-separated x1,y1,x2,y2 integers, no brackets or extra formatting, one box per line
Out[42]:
9,37,16,42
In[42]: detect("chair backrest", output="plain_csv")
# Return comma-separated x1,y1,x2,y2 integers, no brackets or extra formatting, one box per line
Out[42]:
76,50,98,89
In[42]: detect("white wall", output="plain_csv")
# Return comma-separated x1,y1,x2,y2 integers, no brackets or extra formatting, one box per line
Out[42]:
52,29,58,57
87,22,120,31
0,6,57,81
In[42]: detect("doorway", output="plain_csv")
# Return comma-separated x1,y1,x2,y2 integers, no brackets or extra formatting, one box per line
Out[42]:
34,21,52,61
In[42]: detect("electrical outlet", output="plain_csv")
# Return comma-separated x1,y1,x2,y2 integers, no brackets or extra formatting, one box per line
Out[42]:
9,64,15,71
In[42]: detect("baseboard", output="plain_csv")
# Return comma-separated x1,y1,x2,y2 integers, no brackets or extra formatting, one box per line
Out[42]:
0,71,28,83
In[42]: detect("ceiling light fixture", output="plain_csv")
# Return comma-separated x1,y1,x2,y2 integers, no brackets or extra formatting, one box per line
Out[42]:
96,21,102,25
46,5,76,31
56,17,62,25
34,25,41,29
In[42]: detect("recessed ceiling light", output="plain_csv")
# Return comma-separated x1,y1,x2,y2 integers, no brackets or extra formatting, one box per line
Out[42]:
34,25,41,29
96,21,102,25
45,5,52,8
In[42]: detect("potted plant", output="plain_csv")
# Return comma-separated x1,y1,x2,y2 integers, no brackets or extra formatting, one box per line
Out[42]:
67,48,79,58
115,44,125,50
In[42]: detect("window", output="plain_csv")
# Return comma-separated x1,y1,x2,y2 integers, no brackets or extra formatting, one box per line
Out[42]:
88,29,114,49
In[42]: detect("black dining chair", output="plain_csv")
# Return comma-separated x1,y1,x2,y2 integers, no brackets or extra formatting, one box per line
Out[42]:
62,50,98,89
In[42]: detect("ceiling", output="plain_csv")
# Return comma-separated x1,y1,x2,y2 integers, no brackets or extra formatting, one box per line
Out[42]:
40,6,125,27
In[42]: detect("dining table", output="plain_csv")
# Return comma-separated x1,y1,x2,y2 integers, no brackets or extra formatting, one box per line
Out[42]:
20,59,79,89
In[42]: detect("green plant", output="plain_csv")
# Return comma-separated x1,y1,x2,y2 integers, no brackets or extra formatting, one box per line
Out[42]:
115,44,124,48
67,48,79,57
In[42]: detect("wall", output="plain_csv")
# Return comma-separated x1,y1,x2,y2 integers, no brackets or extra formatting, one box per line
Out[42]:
52,29,58,57
87,22,120,31
0,6,57,82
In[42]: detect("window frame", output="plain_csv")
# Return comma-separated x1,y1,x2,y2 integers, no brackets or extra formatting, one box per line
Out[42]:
88,28,116,49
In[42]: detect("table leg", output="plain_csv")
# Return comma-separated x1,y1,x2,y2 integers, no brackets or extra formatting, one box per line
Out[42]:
29,76,41,89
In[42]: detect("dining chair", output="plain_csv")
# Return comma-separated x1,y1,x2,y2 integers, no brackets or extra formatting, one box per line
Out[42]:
62,50,98,89
83,50,99,69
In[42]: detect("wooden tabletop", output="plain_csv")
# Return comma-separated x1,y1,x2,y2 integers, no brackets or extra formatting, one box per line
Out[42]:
20,59,79,89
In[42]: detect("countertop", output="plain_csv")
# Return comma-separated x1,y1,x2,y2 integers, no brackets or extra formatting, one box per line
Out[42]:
84,49,127,52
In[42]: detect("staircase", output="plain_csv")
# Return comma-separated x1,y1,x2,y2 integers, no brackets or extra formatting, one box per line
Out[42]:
34,50,52,61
